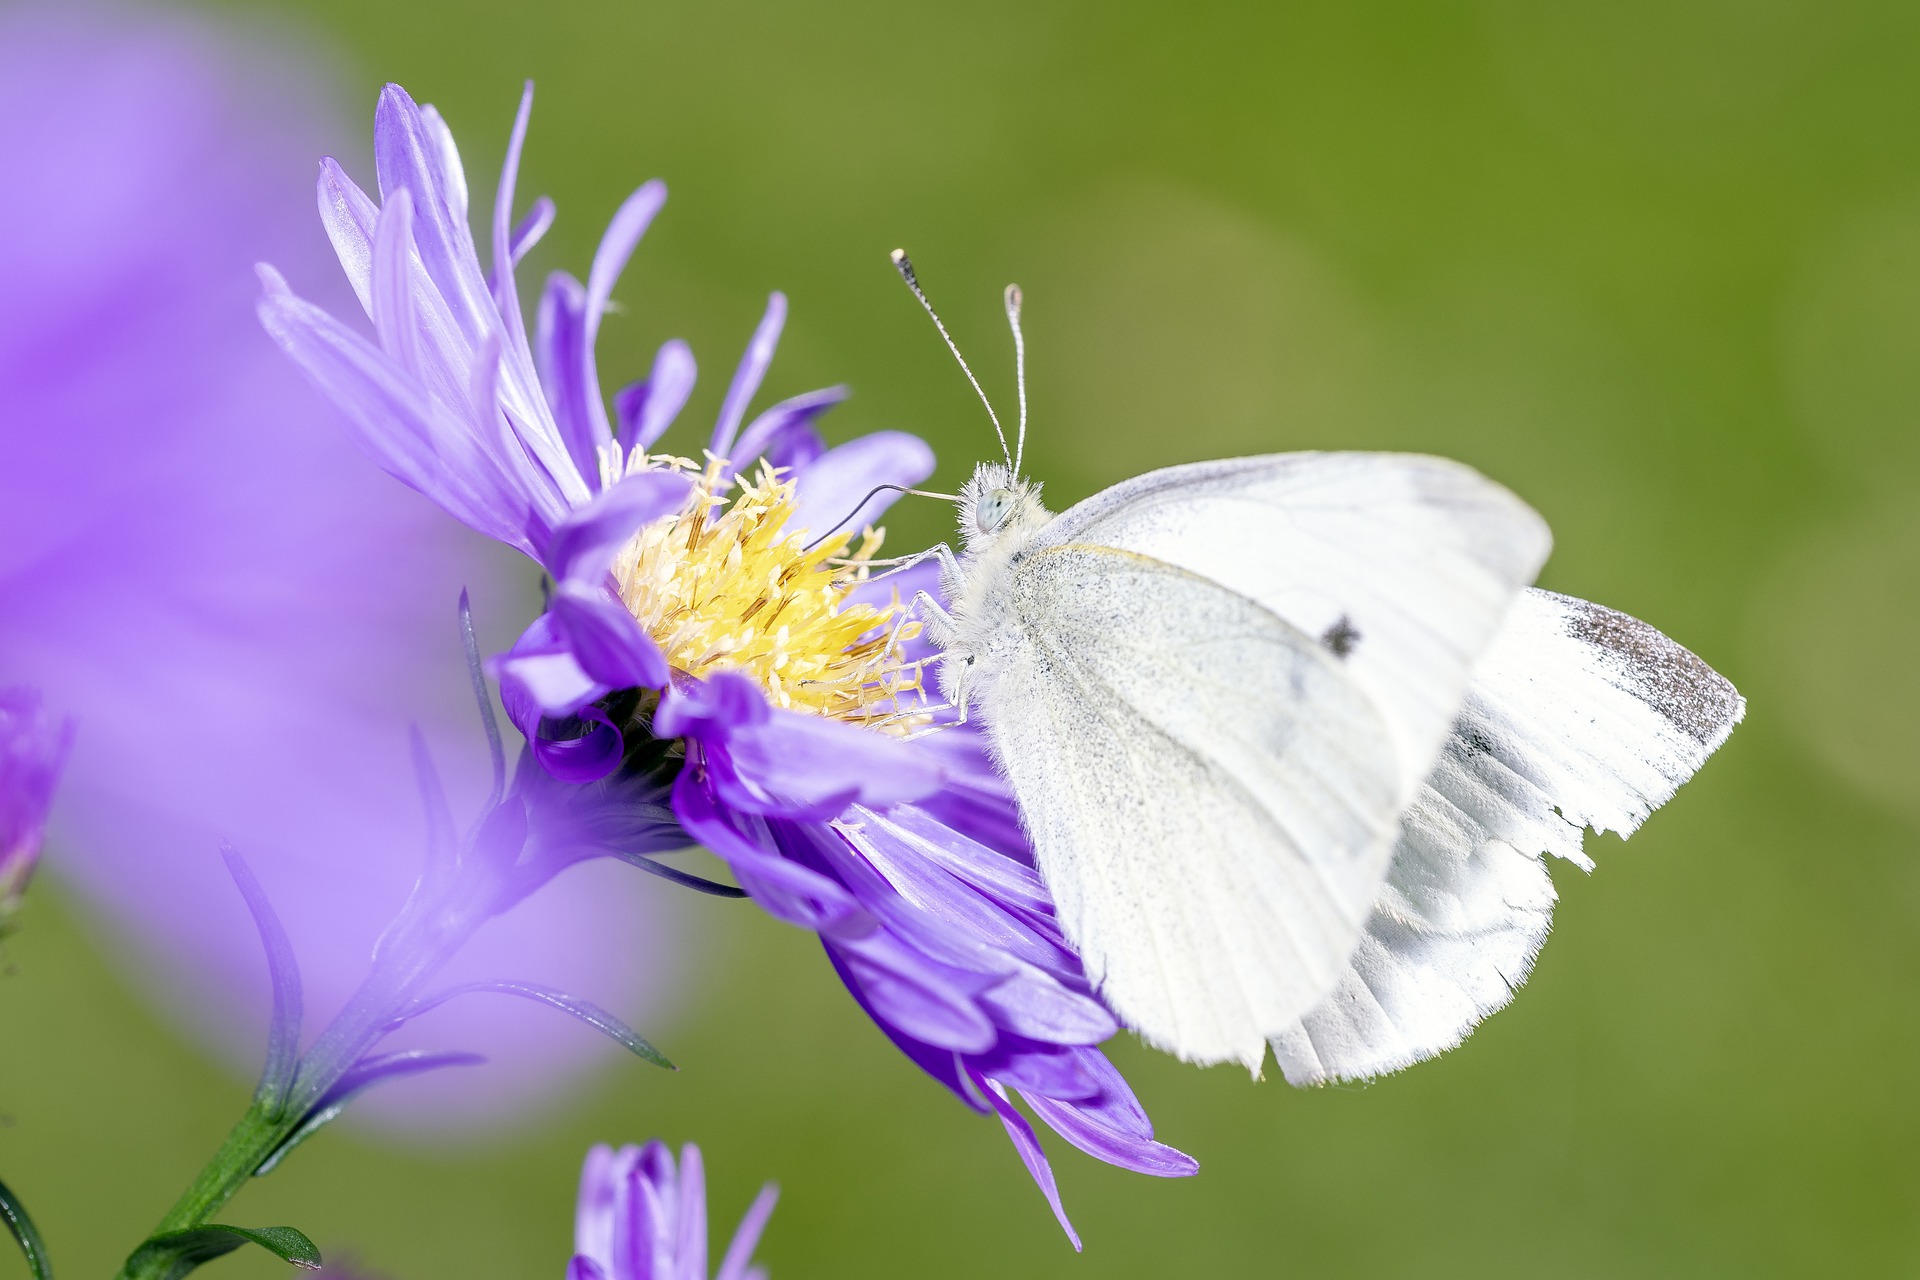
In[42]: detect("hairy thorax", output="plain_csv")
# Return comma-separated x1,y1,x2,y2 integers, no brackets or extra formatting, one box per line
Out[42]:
936,462,1055,711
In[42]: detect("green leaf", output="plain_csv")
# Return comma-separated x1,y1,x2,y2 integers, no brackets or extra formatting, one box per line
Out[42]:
0,1176,54,1280
123,1224,321,1280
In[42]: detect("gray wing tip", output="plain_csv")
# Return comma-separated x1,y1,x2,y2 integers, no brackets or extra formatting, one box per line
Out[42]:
1546,591,1745,755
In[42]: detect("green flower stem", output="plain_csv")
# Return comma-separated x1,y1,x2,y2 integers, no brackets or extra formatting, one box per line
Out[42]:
112,1102,303,1280
111,880,495,1280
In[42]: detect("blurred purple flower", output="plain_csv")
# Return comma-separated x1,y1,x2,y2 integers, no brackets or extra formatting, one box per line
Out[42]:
260,80,1195,1242
572,1141,777,1280
210,705,686,1191
0,688,74,932
0,4,681,1133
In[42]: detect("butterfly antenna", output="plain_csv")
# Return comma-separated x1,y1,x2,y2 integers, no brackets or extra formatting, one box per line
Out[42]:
801,482,958,551
1004,283,1028,475
891,249,1012,468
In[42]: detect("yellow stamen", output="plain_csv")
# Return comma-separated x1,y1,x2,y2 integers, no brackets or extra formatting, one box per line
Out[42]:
614,460,926,730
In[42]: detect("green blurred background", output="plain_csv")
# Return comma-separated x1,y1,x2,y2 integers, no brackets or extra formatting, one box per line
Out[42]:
7,0,1920,1274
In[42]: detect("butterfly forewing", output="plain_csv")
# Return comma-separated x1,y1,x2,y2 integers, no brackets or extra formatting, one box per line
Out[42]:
979,544,1404,1071
1033,453,1553,807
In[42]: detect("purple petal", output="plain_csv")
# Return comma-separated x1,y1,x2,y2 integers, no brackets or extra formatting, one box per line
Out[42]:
537,272,603,489
416,103,468,217
551,582,672,690
657,674,942,818
373,84,494,352
586,182,667,343
497,645,605,721
838,807,1073,975
833,931,999,1053
316,157,378,315
489,81,536,355
827,949,985,1111
970,1069,1082,1250
726,714,941,816
675,1142,707,1279
544,469,693,583
567,1258,608,1280
256,276,541,556
786,431,937,541
895,736,1037,871
499,614,597,709
366,178,524,472
805,829,1022,976
671,769,865,931
510,196,555,266
1015,1044,1196,1176
1023,1086,1200,1179
322,127,552,499
714,1184,779,1280
494,628,625,784
709,293,786,460
619,1141,673,1280
973,1043,1101,1101
466,329,505,443
548,180,669,468
638,1138,676,1187
766,423,826,473
370,188,427,379
533,709,625,785
856,801,1050,917
614,340,698,451
653,670,770,737
372,83,580,506
977,969,1117,1045
576,1143,620,1260
724,385,849,480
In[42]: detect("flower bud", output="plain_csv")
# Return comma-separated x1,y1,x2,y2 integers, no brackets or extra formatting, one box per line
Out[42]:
0,688,72,930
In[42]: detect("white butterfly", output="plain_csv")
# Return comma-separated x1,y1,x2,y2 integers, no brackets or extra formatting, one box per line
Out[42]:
890,255,1744,1077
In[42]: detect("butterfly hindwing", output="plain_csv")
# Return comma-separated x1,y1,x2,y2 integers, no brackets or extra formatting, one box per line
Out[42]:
1269,588,1746,1085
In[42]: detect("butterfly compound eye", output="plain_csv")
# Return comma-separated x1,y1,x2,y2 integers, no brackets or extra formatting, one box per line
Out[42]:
976,488,1017,533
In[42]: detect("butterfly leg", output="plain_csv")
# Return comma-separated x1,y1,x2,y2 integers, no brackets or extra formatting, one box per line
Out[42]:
855,542,960,581
911,590,957,648
905,609,977,728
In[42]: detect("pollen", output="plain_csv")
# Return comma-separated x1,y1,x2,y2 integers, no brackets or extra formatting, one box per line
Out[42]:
613,460,926,729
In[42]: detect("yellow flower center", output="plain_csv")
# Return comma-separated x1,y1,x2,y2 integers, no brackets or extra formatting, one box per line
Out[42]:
613,460,925,730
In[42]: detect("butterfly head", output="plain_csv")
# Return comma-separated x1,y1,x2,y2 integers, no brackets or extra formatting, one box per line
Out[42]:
958,462,1049,553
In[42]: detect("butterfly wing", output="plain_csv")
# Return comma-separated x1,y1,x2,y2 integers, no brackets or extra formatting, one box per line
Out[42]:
1035,453,1553,807
1268,588,1746,1085
978,544,1404,1071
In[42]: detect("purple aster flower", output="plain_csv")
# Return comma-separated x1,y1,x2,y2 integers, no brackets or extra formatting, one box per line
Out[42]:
0,4,679,1132
0,688,74,933
571,1141,778,1280
260,80,1194,1245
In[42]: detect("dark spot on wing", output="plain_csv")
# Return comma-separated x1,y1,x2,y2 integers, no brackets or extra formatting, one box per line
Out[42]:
1556,592,1743,746
1322,615,1361,659
1457,725,1497,757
